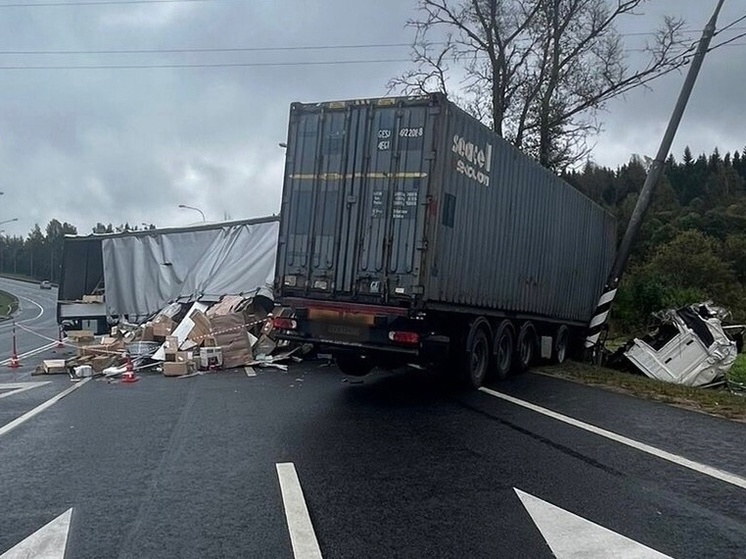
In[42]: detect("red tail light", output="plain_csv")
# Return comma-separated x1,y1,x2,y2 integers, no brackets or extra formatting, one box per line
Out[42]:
273,317,298,330
388,331,420,345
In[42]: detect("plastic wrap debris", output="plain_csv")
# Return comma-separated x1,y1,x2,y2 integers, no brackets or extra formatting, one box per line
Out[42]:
623,302,738,387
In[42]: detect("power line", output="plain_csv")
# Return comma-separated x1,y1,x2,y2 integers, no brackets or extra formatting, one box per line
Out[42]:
0,58,413,70
0,43,413,56
0,0,230,7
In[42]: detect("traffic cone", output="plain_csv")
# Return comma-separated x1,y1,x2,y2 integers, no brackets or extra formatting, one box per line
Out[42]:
121,354,139,383
8,322,20,369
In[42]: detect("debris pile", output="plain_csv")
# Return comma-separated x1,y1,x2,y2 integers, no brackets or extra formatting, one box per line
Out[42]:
36,295,310,380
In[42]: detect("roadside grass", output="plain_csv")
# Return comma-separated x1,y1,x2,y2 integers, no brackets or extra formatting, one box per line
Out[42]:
536,360,746,422
0,289,18,320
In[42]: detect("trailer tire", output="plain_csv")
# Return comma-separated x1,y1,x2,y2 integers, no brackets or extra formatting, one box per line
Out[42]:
336,355,374,377
492,320,515,380
514,321,536,373
552,325,570,364
462,319,492,389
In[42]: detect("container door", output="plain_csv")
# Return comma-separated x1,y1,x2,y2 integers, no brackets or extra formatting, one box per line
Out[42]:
281,100,435,303
353,103,434,301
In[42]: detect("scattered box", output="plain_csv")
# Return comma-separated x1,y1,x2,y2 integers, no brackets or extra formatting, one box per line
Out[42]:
42,359,67,374
74,365,94,378
188,310,212,345
164,336,179,361
199,347,223,369
152,320,174,340
163,361,189,377
141,324,155,342
66,330,95,343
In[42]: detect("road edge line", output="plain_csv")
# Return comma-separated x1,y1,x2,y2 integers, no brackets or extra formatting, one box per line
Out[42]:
479,386,746,490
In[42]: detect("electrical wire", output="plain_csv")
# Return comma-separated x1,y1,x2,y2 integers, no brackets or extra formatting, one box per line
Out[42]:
0,0,230,7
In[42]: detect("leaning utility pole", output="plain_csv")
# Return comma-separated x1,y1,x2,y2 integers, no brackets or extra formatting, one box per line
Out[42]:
585,0,727,352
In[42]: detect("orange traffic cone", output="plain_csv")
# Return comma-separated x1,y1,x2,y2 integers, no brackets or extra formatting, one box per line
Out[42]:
8,322,20,369
121,354,139,383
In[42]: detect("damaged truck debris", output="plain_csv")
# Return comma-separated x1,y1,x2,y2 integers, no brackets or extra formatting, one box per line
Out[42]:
616,302,743,387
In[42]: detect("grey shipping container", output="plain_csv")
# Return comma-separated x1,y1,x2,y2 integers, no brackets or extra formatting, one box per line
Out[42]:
275,93,617,385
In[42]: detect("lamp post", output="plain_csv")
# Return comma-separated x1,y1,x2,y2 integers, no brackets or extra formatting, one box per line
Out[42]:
0,218,18,227
178,204,206,222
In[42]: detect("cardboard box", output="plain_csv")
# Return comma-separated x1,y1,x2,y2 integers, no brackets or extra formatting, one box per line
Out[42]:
199,347,223,369
152,320,174,340
42,359,67,374
203,336,218,347
66,330,95,343
162,361,189,377
175,351,193,363
164,336,179,361
141,324,154,342
188,310,212,345
210,313,253,369
82,294,104,304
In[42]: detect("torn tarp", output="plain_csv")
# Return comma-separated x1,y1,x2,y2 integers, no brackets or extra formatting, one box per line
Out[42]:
58,216,279,322
624,302,738,387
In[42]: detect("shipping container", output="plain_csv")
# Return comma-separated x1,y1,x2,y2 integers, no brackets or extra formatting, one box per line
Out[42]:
275,93,616,386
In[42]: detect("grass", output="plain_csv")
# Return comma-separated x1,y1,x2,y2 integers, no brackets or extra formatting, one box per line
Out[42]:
536,360,746,422
0,289,18,320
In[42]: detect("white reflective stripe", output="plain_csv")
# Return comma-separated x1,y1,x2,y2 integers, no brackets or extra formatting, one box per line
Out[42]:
598,289,618,307
589,311,609,329
584,334,600,348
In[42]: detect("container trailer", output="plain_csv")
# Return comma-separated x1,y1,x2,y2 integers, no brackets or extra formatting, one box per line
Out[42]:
273,93,616,387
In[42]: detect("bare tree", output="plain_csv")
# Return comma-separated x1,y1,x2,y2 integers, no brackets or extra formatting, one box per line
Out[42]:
389,0,690,169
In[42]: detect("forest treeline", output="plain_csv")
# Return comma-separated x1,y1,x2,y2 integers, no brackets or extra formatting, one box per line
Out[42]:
565,146,746,331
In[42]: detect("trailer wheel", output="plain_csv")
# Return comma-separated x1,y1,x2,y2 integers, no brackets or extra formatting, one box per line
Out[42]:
552,325,570,365
492,320,515,380
462,319,491,389
514,321,536,373
336,355,374,377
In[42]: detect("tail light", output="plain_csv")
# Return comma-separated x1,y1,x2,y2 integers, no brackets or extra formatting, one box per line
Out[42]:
388,331,420,345
273,317,298,330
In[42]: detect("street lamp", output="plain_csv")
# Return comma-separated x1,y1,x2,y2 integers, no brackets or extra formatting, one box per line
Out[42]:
0,218,18,227
178,204,206,222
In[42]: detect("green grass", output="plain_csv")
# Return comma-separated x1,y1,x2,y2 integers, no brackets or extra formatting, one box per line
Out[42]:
0,290,18,319
726,354,746,393
536,360,746,422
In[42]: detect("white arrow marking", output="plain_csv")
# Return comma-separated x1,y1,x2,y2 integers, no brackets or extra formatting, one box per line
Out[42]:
0,508,73,559
276,462,323,559
0,382,52,400
516,489,673,558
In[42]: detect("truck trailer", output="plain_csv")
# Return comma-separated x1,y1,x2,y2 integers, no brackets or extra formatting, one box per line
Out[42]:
273,93,616,387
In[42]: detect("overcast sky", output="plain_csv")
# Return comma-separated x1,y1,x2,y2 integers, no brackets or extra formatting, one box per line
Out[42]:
0,0,743,238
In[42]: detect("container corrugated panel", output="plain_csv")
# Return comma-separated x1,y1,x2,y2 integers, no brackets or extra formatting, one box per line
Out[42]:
277,94,616,324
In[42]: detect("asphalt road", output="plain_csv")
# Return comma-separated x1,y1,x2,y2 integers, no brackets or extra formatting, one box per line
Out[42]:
0,280,744,558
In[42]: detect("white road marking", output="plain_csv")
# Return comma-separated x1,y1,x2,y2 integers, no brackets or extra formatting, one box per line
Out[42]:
0,381,52,400
0,378,91,438
0,507,72,559
516,489,673,558
276,462,323,559
480,387,746,490
0,341,57,366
